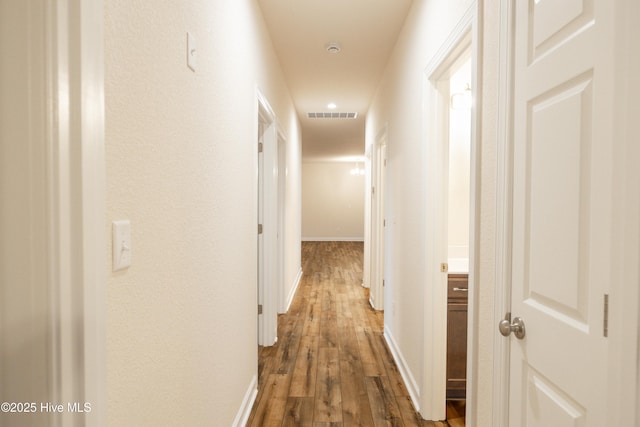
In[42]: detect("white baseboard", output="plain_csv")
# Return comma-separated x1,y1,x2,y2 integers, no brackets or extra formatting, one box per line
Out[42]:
284,268,303,312
301,237,364,242
384,326,421,413
232,374,258,427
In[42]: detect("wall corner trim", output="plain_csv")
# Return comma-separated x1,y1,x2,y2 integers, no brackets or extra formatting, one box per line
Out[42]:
284,268,304,313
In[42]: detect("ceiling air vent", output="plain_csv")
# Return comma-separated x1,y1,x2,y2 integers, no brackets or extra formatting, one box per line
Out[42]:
307,112,358,119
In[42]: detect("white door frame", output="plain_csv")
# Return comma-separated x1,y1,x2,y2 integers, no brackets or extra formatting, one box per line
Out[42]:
256,90,279,346
369,126,387,310
277,127,287,313
493,1,640,425
363,145,372,290
1,1,106,426
421,2,480,421
610,2,640,423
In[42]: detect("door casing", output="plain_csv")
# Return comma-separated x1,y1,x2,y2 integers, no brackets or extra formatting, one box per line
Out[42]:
0,1,107,425
256,90,280,347
421,2,481,421
369,127,387,311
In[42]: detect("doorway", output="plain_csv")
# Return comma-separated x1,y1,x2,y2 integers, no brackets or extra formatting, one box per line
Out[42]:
369,128,387,310
277,129,287,313
444,57,471,425
256,91,279,347
422,7,479,420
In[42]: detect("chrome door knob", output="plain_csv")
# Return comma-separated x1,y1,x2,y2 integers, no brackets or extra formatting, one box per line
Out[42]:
499,315,526,339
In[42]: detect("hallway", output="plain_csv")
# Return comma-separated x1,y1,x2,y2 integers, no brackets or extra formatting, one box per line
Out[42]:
248,242,463,426
3,1,639,426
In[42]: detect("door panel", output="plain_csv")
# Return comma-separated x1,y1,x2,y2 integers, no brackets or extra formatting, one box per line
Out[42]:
526,368,586,427
526,75,592,325
509,0,611,425
531,0,593,61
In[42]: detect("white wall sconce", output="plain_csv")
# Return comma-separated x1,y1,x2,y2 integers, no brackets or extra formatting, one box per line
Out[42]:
450,83,472,110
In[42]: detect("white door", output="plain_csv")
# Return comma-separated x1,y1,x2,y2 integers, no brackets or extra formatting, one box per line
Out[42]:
257,121,265,345
370,135,387,310
257,93,278,347
507,0,613,425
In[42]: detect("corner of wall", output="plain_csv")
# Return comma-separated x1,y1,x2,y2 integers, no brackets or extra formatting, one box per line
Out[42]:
232,375,258,427
283,268,303,313
383,326,421,413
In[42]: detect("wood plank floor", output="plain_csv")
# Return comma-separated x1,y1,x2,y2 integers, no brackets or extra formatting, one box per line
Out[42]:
248,241,465,427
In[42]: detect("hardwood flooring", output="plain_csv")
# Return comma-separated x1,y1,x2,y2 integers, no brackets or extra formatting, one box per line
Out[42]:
248,241,465,427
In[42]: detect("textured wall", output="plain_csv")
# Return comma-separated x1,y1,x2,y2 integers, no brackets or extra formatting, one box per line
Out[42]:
104,1,300,425
302,162,365,240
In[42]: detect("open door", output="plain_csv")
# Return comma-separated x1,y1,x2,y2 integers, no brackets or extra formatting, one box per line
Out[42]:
500,1,617,425
369,130,387,310
256,92,278,347
277,129,286,313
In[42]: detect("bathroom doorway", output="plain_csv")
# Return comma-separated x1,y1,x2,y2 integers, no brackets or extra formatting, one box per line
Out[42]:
422,22,478,422
444,57,471,426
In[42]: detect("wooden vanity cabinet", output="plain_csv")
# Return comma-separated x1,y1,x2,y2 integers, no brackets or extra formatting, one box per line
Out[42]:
446,273,468,399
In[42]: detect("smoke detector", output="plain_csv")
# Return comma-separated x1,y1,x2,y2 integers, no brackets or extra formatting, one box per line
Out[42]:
326,42,341,54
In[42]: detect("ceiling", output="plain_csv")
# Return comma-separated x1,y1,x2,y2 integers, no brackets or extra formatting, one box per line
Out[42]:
258,0,413,161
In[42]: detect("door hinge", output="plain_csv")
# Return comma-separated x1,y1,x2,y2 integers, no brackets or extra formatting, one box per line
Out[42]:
258,142,263,153
371,186,375,195
382,279,385,287
258,224,263,234
603,294,609,337
383,219,386,227
258,304,263,315
441,263,448,273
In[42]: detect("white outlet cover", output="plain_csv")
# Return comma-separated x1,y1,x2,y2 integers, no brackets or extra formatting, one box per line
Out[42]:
112,220,132,271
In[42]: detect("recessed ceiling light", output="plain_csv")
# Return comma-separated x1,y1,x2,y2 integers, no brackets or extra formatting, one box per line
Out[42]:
327,103,337,109
326,42,341,54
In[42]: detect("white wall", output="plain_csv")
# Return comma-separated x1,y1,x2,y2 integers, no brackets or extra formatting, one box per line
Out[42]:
366,0,498,423
104,1,301,425
302,161,365,241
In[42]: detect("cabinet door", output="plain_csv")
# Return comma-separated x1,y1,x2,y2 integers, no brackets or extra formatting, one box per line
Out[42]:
447,274,468,399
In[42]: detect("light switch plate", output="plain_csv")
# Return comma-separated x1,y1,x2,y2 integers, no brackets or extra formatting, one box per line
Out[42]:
187,32,196,72
112,220,131,271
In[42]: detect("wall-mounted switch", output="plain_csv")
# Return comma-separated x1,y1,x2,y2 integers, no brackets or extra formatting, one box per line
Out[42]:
187,32,196,72
112,220,132,271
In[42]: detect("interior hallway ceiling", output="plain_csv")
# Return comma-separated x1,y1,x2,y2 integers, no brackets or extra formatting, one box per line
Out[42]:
258,0,413,161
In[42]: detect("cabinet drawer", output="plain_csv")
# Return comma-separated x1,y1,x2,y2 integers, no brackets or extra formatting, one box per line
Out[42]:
448,274,468,302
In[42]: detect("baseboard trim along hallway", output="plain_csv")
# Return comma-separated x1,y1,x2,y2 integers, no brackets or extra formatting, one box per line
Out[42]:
284,268,303,313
